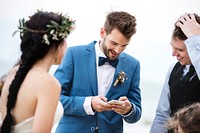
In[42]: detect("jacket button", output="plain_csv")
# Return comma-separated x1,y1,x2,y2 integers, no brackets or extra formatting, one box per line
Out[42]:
91,126,98,131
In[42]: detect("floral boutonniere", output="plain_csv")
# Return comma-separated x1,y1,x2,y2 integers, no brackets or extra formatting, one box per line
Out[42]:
114,71,128,87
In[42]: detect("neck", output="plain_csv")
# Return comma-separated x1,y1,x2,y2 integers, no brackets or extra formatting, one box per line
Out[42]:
99,40,106,56
33,57,53,72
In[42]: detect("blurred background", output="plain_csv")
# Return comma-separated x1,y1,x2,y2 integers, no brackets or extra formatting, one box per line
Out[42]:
1,0,200,132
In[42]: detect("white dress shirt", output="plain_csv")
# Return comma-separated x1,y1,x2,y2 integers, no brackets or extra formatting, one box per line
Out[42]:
83,41,115,115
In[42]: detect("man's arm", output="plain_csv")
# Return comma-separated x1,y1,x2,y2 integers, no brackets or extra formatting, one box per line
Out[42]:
123,61,142,123
54,48,87,116
177,13,200,79
185,35,200,79
150,63,175,133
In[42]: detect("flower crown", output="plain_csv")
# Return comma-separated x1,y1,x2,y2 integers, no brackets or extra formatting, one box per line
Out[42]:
13,13,75,45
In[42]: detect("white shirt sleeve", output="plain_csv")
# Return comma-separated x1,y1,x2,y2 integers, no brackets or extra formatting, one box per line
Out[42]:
83,96,95,115
150,63,175,133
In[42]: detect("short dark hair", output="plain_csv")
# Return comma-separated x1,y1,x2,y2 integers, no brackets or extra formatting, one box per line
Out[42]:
104,11,137,39
172,13,200,40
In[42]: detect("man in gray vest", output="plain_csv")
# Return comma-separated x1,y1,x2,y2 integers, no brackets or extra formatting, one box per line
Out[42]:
150,13,200,133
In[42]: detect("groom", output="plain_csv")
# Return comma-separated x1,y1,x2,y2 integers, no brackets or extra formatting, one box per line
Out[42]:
54,11,142,133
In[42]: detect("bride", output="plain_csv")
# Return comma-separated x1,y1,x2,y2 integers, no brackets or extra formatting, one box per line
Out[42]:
0,10,75,133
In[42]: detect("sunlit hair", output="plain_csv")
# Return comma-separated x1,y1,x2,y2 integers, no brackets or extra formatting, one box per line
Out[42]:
172,13,200,40
104,11,137,39
166,102,200,133
1,10,75,133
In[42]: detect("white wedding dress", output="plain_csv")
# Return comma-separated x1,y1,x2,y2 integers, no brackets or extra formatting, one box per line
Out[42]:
0,102,63,133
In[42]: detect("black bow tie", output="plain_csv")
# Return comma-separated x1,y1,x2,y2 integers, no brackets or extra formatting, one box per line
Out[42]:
98,57,119,68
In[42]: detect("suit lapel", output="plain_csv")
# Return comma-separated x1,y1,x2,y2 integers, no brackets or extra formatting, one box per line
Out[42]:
106,53,127,98
86,41,98,95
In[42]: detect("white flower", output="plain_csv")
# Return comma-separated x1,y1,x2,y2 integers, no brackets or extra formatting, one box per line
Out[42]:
50,29,55,34
43,34,50,45
52,34,59,40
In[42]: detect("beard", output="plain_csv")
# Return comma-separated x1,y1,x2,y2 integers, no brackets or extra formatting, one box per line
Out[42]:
101,38,110,58
101,40,117,60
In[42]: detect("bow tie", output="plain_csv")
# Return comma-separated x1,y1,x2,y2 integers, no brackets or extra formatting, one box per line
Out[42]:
98,57,119,68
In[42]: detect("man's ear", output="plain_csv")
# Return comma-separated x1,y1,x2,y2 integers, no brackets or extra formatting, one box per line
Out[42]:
100,27,106,38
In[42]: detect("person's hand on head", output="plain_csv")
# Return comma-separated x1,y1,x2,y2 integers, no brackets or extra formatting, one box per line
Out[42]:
176,13,200,38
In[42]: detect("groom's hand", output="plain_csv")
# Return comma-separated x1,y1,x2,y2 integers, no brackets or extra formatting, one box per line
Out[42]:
91,96,112,112
110,96,132,115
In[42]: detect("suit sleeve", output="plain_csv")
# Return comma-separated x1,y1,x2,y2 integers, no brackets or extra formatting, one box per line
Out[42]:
54,48,87,116
123,61,142,123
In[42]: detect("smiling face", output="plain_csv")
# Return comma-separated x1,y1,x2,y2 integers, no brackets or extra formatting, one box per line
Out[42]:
100,28,130,60
170,37,191,65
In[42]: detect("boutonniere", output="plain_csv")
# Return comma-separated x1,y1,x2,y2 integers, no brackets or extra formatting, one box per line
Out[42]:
114,71,128,87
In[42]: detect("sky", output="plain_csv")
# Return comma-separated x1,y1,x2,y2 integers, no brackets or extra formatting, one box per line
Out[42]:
1,0,200,82
0,0,200,128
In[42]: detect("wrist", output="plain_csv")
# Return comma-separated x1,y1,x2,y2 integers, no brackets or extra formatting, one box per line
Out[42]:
123,103,134,116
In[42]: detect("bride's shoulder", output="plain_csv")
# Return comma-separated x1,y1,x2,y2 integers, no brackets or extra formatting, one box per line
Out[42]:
38,72,61,90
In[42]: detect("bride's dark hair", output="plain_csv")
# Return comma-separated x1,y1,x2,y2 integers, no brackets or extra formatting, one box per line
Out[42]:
1,11,72,133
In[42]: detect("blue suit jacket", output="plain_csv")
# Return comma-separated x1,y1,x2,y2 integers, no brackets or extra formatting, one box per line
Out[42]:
54,41,142,133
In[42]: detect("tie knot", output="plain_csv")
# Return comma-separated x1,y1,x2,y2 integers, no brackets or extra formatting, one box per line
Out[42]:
186,65,195,77
98,57,118,68
189,65,195,73
181,65,196,86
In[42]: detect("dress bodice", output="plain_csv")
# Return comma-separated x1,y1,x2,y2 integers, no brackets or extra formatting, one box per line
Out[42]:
0,101,63,133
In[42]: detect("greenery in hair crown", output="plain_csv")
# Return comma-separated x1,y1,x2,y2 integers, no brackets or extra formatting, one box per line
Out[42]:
13,13,75,45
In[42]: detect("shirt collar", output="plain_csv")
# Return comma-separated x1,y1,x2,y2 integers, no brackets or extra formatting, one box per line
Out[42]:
95,41,106,66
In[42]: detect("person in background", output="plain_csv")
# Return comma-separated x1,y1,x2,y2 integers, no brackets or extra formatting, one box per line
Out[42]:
0,10,75,133
54,11,142,133
166,102,200,133
150,13,200,133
